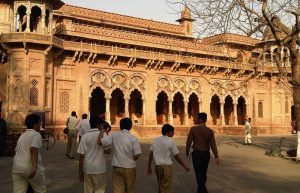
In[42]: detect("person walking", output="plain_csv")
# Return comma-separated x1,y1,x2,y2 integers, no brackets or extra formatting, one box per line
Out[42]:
0,111,7,157
98,118,141,193
12,114,46,193
77,116,109,193
186,112,219,193
77,114,91,143
66,111,79,159
244,118,252,145
147,124,190,193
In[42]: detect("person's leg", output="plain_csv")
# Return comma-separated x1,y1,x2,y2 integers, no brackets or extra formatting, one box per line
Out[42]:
192,150,210,193
125,168,136,193
69,133,77,158
28,171,46,193
84,173,94,193
12,173,28,193
248,136,252,144
66,133,72,156
94,173,107,193
155,165,163,193
160,165,172,193
113,167,126,193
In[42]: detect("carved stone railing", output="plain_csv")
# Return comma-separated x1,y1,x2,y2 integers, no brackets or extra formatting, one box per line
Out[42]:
69,23,224,56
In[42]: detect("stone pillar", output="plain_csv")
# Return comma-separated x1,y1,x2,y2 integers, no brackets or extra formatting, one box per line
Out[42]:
184,100,189,126
25,11,30,32
105,97,111,124
41,14,45,34
14,13,17,32
233,102,238,126
168,100,173,125
49,13,53,34
143,99,146,125
125,97,129,117
199,99,202,113
220,101,225,126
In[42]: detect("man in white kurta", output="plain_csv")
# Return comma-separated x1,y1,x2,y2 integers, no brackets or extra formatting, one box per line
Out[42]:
12,114,46,193
244,118,252,145
77,116,108,193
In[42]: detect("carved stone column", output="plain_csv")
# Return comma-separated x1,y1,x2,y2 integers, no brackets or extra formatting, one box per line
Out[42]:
142,99,146,125
14,13,17,32
220,101,225,126
105,97,111,124
41,14,45,34
168,100,173,125
233,102,238,126
184,100,189,126
26,11,31,32
125,97,129,117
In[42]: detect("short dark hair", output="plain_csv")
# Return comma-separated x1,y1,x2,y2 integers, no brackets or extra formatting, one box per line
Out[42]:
102,121,112,132
82,114,88,119
198,113,207,123
162,124,174,135
120,118,132,131
25,114,40,129
89,116,103,128
71,111,77,117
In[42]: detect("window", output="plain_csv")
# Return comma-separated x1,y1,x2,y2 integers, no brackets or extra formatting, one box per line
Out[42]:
29,79,38,106
258,102,263,118
60,91,69,113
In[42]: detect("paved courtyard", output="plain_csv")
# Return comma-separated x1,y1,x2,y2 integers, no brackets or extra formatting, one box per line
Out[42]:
1,135,300,193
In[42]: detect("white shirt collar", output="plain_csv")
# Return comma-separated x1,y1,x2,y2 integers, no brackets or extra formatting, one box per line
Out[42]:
90,128,99,132
121,129,130,133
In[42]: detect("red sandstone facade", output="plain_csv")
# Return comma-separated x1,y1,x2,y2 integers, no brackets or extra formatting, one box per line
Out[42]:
0,0,293,136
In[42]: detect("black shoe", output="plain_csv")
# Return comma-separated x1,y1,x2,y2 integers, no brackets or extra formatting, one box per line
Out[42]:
65,153,70,158
70,157,75,159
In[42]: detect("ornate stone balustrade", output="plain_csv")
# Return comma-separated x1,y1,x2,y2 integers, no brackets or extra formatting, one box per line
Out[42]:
202,33,260,46
56,4,184,36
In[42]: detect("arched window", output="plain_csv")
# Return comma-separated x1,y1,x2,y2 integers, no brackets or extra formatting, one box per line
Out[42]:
258,102,263,118
29,79,38,106
60,91,69,113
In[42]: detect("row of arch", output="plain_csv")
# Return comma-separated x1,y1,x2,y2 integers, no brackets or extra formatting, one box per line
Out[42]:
15,5,50,33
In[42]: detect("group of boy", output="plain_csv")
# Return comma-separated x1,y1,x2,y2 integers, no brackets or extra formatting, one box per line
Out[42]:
11,112,219,193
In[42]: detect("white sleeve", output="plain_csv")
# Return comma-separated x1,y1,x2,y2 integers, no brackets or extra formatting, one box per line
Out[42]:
133,137,142,155
76,121,81,130
77,137,85,154
31,133,42,149
170,140,179,155
101,134,112,146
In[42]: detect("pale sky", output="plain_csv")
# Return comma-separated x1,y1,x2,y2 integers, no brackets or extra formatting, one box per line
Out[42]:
62,0,182,24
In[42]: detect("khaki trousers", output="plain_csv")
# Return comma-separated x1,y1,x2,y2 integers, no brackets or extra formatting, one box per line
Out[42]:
112,167,136,193
84,173,107,193
12,171,46,193
67,130,78,157
155,165,172,193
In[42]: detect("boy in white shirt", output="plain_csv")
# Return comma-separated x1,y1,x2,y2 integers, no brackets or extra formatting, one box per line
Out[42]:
147,124,189,193
77,114,91,143
98,118,141,193
12,114,46,193
77,116,110,193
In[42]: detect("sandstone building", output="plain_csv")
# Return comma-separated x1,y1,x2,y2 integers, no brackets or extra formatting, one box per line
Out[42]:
0,0,293,136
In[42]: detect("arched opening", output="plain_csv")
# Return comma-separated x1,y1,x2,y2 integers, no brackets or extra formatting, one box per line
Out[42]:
129,89,143,124
188,93,199,125
90,87,106,118
237,96,246,125
173,92,184,125
17,5,27,32
210,95,220,125
224,95,234,125
110,88,124,125
30,6,42,32
156,91,168,124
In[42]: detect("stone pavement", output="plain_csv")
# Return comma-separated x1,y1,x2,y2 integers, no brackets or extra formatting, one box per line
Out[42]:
1,135,300,193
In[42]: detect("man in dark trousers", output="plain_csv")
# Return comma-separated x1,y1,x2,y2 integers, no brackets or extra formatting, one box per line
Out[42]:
0,111,7,157
186,112,220,193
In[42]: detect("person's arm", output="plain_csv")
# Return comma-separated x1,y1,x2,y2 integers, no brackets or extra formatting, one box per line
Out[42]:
174,154,190,172
79,154,84,182
133,137,142,161
186,128,193,157
28,147,38,178
97,129,106,145
133,154,140,161
209,133,220,165
147,151,153,176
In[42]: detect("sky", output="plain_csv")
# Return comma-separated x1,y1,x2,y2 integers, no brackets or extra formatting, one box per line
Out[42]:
62,0,182,24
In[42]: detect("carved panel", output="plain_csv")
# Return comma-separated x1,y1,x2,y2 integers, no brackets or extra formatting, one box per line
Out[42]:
157,77,172,93
91,71,109,89
129,74,145,90
29,59,41,72
111,72,127,89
